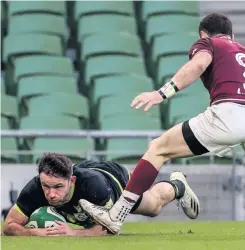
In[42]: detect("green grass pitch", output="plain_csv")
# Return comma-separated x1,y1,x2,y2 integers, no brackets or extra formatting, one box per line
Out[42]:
2,222,245,250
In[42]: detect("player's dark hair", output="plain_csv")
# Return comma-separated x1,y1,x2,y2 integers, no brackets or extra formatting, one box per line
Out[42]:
199,13,232,37
38,153,73,179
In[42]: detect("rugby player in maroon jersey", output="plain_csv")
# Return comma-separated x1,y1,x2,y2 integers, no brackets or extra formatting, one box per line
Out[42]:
80,13,245,235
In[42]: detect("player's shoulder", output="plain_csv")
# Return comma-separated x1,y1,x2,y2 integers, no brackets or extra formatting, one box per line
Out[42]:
19,175,43,196
191,37,213,49
73,160,104,180
189,38,213,59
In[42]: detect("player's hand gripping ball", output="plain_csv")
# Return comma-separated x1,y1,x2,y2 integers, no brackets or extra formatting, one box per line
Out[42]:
26,206,66,228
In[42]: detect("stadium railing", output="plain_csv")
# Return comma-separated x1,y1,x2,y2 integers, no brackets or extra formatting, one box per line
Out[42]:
1,130,244,164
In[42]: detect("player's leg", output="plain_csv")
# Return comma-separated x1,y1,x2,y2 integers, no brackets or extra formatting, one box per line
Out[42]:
131,172,199,219
80,122,205,234
80,103,244,234
131,182,175,217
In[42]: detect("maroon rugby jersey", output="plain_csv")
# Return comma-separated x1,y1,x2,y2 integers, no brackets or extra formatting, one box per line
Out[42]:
189,35,245,105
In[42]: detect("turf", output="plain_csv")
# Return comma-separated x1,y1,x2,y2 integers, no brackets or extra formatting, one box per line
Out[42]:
2,221,245,250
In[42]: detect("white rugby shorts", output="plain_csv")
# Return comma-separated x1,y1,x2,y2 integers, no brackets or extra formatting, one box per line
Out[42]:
184,102,245,157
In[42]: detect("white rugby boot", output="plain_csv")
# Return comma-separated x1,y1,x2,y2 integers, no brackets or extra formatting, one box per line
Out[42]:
79,199,123,235
170,171,200,219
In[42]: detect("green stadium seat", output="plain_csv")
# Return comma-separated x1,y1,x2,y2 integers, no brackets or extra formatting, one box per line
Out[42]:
1,138,18,163
142,1,199,22
20,115,91,162
1,117,18,163
78,15,137,41
14,55,73,82
1,94,18,121
18,75,77,100
102,114,161,163
20,115,81,130
3,34,63,63
75,1,134,20
152,33,198,64
99,93,160,120
33,138,91,164
8,1,66,16
146,15,199,44
102,114,161,130
166,88,209,128
1,77,6,94
157,55,189,85
1,1,7,36
25,93,89,126
1,116,9,129
81,33,142,62
93,75,153,103
85,56,146,85
8,14,66,42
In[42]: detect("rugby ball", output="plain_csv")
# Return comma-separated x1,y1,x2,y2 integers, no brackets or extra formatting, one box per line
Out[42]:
26,206,66,228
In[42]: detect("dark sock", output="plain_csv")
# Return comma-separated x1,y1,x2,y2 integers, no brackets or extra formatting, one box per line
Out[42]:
170,180,185,199
125,159,159,196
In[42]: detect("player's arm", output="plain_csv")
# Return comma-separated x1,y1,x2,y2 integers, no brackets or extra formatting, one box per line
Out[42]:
171,51,212,90
3,205,48,236
3,178,50,236
131,38,213,111
46,221,108,237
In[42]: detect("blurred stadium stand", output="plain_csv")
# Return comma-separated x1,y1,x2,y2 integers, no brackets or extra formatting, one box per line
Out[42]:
1,1,244,164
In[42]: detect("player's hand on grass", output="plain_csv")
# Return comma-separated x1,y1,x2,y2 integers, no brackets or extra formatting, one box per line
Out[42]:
29,228,51,237
46,221,74,236
131,91,163,111
46,221,109,237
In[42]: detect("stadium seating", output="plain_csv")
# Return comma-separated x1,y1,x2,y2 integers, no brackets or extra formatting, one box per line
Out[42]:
99,93,160,120
102,114,161,162
33,138,91,164
78,15,137,42
1,1,7,36
75,1,134,20
2,1,242,165
145,15,199,44
18,75,77,101
20,115,90,163
14,55,73,82
1,77,6,94
85,56,146,85
166,90,209,128
1,94,18,126
81,33,142,62
142,1,200,22
93,75,153,104
157,55,190,85
8,1,66,16
24,93,88,126
1,117,18,163
3,34,63,64
151,33,199,64
8,14,67,48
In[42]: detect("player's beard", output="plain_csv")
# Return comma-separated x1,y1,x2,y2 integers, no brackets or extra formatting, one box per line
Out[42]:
54,185,73,207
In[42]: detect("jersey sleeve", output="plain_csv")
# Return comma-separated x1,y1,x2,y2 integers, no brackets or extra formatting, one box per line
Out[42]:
15,178,47,217
189,38,214,60
82,174,113,208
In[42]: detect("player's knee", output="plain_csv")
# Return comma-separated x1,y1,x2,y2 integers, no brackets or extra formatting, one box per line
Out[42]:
147,203,162,217
147,136,170,160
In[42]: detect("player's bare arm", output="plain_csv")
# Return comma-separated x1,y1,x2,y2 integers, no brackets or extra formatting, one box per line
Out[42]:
3,206,107,237
131,51,212,111
3,206,49,236
172,51,212,90
46,221,108,237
